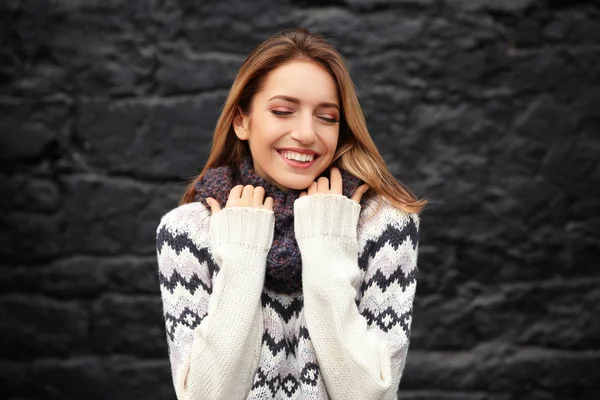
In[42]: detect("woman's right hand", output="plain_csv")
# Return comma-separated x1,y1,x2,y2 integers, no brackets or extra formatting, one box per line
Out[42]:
206,185,274,214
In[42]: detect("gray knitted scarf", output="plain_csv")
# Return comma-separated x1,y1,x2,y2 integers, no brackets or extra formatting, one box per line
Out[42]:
194,154,365,294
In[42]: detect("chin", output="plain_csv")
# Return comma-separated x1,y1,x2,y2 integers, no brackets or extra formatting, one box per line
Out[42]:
282,182,311,191
277,177,314,191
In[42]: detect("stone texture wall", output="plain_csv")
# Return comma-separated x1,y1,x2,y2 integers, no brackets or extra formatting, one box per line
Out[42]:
1,0,599,399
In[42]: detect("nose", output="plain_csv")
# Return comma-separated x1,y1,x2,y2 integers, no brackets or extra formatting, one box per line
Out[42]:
290,114,316,144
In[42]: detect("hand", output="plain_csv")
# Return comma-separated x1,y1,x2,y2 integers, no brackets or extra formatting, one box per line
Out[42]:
299,167,370,204
206,185,274,214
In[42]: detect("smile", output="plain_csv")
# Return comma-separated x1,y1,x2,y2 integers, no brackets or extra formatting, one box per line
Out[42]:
280,151,316,162
277,150,319,169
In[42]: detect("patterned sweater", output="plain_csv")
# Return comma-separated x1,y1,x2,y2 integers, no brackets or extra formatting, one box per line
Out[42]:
155,193,420,400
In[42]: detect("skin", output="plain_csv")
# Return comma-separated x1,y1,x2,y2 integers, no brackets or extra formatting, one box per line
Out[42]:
206,60,369,214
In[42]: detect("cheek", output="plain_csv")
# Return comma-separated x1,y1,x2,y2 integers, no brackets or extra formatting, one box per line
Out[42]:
250,117,280,145
324,130,340,151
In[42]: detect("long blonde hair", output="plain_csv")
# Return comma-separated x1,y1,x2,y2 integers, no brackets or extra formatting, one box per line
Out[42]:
180,28,427,214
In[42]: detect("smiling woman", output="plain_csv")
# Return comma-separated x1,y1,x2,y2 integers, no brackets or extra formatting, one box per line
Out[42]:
156,28,427,400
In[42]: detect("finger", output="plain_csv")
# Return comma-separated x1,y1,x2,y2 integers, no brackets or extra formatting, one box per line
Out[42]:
299,191,306,198
227,185,244,207
264,196,274,211
252,186,265,208
206,197,221,214
241,184,255,207
317,177,330,193
350,184,370,204
307,181,317,196
330,167,343,194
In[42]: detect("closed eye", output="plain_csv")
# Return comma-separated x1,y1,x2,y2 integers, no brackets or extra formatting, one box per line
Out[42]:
271,110,338,123
271,110,292,116
319,116,339,123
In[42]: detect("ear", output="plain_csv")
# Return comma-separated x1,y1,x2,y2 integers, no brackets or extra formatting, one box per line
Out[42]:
233,106,250,140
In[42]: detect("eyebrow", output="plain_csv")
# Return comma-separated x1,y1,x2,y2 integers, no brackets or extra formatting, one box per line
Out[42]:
268,95,339,111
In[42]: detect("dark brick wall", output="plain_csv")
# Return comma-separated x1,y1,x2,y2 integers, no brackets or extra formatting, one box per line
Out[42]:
1,0,598,399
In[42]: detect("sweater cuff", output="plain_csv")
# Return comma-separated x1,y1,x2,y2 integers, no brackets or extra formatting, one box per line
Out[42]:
294,194,361,242
209,207,275,251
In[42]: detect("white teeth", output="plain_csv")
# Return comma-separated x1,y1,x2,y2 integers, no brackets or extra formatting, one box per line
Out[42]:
281,151,315,162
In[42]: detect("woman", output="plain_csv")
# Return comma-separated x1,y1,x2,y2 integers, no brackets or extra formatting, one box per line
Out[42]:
156,27,427,400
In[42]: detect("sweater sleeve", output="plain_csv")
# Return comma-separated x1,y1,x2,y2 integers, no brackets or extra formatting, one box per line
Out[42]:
156,202,275,400
294,194,419,400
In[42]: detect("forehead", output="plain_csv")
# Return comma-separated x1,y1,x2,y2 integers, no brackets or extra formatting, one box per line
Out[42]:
258,60,339,104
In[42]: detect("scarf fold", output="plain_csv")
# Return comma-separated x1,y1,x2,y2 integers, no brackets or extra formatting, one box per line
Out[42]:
194,154,365,294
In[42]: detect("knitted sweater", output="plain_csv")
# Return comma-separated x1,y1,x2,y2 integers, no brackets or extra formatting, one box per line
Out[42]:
155,193,420,400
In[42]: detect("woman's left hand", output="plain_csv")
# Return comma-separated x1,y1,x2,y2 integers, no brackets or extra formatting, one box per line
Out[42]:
299,167,370,204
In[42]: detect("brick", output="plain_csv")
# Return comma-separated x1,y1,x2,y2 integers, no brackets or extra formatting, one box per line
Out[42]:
91,294,167,357
0,295,89,360
0,256,160,298
0,101,69,160
445,0,538,13
0,177,180,260
76,94,224,179
404,345,600,392
2,0,157,98
412,279,600,352
303,8,426,55
156,44,243,94
0,175,62,213
60,176,180,255
0,356,174,400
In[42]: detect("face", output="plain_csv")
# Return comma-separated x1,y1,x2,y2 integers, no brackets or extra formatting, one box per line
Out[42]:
233,60,341,191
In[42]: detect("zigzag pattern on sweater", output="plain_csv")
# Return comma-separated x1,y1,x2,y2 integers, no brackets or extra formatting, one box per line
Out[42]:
261,292,303,323
164,307,206,341
361,266,418,295
358,217,419,271
159,268,212,296
156,224,219,279
358,218,419,294
360,306,412,334
251,362,321,398
252,367,282,396
261,326,310,358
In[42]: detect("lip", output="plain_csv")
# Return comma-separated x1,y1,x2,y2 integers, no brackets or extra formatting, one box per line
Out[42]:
277,147,321,156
